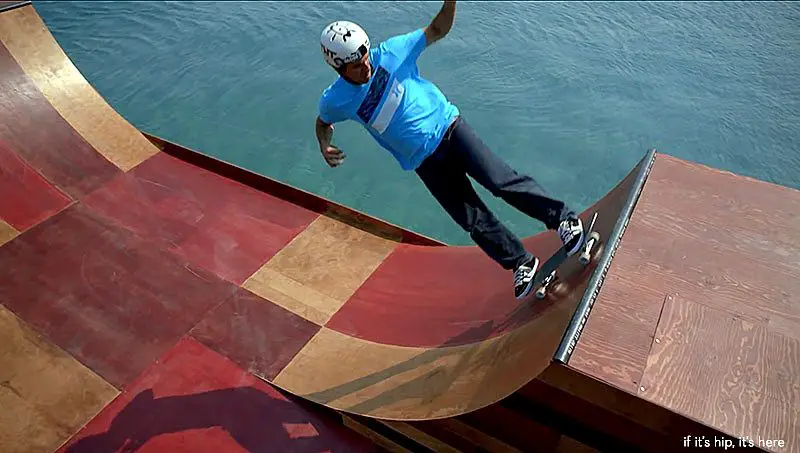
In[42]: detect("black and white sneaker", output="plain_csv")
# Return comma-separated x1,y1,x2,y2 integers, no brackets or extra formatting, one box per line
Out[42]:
558,216,584,257
513,256,540,299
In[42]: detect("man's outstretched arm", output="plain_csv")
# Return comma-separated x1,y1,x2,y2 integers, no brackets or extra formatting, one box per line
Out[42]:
316,116,345,167
424,0,456,46
316,116,333,150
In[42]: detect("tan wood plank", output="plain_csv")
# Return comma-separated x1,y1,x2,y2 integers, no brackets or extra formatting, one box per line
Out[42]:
272,285,580,420
641,294,799,452
0,219,19,246
0,306,119,453
244,214,397,325
0,6,159,171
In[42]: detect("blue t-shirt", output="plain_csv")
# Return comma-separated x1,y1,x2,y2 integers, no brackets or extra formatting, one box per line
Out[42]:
318,28,459,170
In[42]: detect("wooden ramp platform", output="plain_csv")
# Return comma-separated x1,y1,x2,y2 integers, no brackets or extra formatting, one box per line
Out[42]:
563,153,800,451
357,154,798,453
0,2,797,452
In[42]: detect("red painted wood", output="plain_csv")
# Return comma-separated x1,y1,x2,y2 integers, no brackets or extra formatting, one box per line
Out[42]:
327,154,648,348
325,234,562,348
0,203,237,388
58,337,382,452
191,287,321,381
0,138,71,230
0,43,119,198
82,152,319,284
146,132,444,246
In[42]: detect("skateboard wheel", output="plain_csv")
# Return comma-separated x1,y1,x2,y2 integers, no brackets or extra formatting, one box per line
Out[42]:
580,232,602,265
536,270,556,299
579,248,591,265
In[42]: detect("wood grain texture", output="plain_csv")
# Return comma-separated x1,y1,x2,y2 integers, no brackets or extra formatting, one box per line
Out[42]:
515,376,666,452
619,160,799,335
190,287,321,381
272,283,581,421
537,364,675,439
326,198,617,348
247,151,651,420
641,294,799,453
566,238,671,392
0,138,71,231
58,337,382,453
534,364,762,452
571,154,800,397
0,5,158,171
0,42,120,199
0,203,237,388
0,306,118,453
0,218,19,246
145,132,442,246
82,151,319,285
326,149,651,351
244,215,397,325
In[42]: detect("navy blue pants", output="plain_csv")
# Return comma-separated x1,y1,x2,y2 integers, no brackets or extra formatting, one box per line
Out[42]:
415,116,574,270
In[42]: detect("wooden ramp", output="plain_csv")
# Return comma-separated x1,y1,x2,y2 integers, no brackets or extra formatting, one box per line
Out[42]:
561,153,800,451
0,2,797,452
0,3,381,452
357,156,799,453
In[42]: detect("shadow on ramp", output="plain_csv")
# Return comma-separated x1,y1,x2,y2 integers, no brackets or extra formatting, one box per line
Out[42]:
267,149,657,420
61,387,381,453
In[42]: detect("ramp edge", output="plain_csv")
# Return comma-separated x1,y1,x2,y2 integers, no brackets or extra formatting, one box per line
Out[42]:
0,1,30,13
553,148,658,364
141,131,445,246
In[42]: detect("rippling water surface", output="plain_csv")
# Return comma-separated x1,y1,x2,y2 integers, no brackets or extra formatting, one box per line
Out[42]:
36,1,800,244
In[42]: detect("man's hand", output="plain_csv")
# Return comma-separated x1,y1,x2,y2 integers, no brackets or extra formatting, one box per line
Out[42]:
425,0,456,46
321,144,346,167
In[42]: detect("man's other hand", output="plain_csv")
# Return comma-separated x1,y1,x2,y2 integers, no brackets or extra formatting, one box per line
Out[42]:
321,144,346,167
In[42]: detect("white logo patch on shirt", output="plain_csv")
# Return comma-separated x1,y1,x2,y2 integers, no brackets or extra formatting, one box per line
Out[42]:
371,79,404,134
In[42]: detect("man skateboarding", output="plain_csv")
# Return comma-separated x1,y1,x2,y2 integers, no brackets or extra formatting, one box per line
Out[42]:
314,0,584,299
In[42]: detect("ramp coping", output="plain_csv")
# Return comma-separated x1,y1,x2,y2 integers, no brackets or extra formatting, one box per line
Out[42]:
0,1,30,13
553,147,658,363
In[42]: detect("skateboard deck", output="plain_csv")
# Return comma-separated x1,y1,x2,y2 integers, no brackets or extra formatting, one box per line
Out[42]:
531,212,601,299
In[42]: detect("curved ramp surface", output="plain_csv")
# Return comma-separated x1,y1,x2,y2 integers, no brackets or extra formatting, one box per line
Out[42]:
260,152,653,420
0,7,655,450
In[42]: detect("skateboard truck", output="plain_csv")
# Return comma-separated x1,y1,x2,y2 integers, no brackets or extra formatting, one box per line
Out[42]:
535,212,601,300
535,269,559,299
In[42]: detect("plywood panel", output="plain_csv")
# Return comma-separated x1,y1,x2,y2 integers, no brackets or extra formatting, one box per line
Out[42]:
0,204,237,388
190,287,321,381
273,291,577,420
244,215,396,325
641,294,799,452
0,218,19,246
0,43,119,199
0,306,118,453
0,139,71,231
83,152,318,285
58,337,382,452
0,6,158,171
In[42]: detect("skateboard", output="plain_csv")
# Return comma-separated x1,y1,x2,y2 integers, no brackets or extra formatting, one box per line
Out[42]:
532,212,601,299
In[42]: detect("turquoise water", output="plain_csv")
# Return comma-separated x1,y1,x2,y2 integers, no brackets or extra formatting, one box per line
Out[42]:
36,1,799,245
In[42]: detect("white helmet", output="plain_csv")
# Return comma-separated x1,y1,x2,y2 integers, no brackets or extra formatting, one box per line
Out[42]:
320,21,370,69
